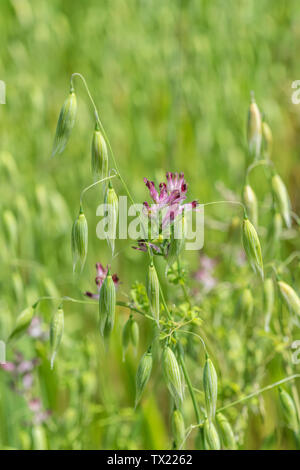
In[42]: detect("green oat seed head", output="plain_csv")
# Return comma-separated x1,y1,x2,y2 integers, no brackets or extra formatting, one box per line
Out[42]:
50,305,64,369
278,387,299,432
71,206,88,273
8,304,35,343
104,182,118,255
247,92,262,160
278,281,300,317
162,346,184,407
203,354,218,422
91,122,108,181
99,272,116,338
216,412,236,450
146,262,160,326
135,348,153,408
203,419,221,450
242,184,258,228
242,217,264,280
271,174,291,229
52,86,77,157
172,409,185,450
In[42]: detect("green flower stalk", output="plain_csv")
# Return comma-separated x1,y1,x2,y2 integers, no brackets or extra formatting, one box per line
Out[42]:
50,305,64,369
135,349,153,407
203,354,218,422
242,216,264,280
52,85,77,157
71,205,88,273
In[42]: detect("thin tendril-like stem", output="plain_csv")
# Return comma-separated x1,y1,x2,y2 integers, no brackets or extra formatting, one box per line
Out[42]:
79,174,117,206
217,374,300,413
202,200,246,216
246,159,273,182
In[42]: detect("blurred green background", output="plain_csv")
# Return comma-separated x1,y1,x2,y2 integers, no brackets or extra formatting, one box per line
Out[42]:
0,0,299,450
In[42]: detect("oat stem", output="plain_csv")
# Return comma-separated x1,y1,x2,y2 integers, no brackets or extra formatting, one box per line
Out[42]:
79,174,117,206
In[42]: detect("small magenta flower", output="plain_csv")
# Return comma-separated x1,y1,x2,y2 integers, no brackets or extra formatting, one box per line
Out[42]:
85,263,119,299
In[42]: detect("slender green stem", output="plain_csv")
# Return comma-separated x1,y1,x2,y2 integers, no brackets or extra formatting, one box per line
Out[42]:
217,374,300,413
202,200,247,217
246,159,273,182
178,352,201,424
79,174,117,206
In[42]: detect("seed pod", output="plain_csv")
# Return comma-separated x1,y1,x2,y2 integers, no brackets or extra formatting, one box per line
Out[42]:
52,86,77,157
239,288,254,319
264,278,275,332
278,388,299,432
91,123,108,181
172,409,185,449
99,272,116,337
146,262,160,326
130,319,139,351
50,305,64,369
247,93,262,160
272,174,291,228
278,281,300,317
242,217,264,280
216,412,236,449
203,419,221,450
262,121,272,159
203,354,218,422
162,346,183,406
242,184,258,227
135,349,153,407
122,317,132,361
8,305,35,342
105,182,118,254
71,206,88,273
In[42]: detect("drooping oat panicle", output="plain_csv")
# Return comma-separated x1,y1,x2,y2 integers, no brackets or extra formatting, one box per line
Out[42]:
135,348,153,407
242,184,258,227
91,122,108,181
239,288,254,319
262,120,272,159
278,281,300,317
271,174,291,228
105,182,118,255
242,217,264,280
8,305,35,342
71,206,88,272
162,346,183,406
264,278,275,332
146,262,160,326
203,419,221,450
52,85,77,157
99,271,116,337
203,354,218,422
172,409,185,449
50,305,64,369
216,412,236,449
278,388,299,432
247,92,262,160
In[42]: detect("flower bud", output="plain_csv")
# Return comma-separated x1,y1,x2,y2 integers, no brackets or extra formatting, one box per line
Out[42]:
146,262,160,326
162,346,183,406
135,349,153,407
105,182,118,255
203,354,218,422
278,281,300,317
50,305,64,369
99,272,116,337
247,93,262,160
52,86,77,157
91,123,108,181
216,412,236,449
71,206,88,273
203,419,221,450
242,217,264,280
278,388,299,432
272,174,291,228
243,184,258,227
172,409,185,449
